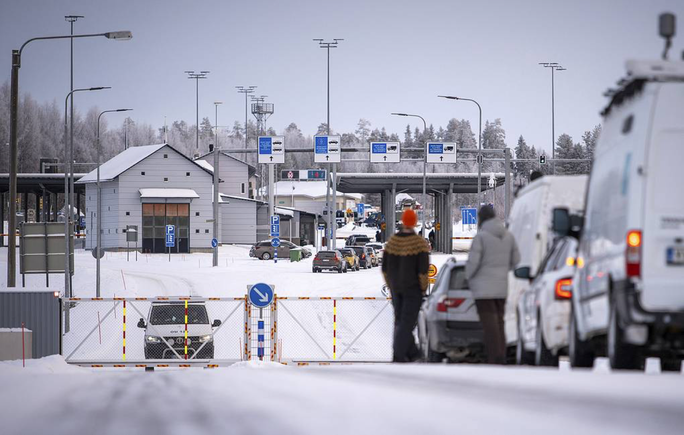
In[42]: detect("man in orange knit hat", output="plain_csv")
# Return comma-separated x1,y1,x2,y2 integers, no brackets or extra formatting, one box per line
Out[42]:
381,208,430,362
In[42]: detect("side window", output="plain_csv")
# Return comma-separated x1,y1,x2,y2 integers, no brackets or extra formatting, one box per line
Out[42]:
544,240,567,273
552,241,572,271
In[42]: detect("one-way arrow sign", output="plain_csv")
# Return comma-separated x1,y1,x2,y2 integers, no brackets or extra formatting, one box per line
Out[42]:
248,283,274,308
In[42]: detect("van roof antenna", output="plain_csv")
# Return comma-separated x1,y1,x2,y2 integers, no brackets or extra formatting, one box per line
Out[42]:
659,13,676,60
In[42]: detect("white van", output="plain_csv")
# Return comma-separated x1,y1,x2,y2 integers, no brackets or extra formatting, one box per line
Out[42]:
569,59,684,371
505,175,587,358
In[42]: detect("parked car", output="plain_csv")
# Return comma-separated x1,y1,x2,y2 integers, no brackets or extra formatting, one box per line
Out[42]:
137,301,221,359
249,240,310,260
505,175,587,351
366,242,384,264
312,250,346,273
417,258,484,362
368,247,379,267
339,248,360,271
345,234,371,246
570,58,684,371
515,228,579,366
350,246,374,269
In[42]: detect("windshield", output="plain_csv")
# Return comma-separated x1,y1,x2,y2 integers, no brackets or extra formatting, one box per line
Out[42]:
150,305,209,325
341,249,353,256
318,251,337,258
351,247,364,255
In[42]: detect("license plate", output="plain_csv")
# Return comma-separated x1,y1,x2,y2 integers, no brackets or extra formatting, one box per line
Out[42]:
667,247,684,265
323,259,329,262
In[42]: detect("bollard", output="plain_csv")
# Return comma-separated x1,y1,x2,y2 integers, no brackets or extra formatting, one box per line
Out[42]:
21,322,25,368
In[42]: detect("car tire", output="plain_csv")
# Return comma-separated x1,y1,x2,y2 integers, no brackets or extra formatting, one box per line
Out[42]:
261,252,271,261
661,358,682,372
535,313,558,367
516,316,535,365
607,293,642,370
568,305,594,368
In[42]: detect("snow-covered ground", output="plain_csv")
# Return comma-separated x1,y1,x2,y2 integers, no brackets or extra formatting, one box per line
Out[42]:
0,245,464,298
1,356,682,435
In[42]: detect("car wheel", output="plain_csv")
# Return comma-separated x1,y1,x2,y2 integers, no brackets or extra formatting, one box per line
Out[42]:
516,316,535,365
535,312,558,367
608,294,642,370
569,305,594,368
424,328,446,363
261,252,271,261
661,358,682,372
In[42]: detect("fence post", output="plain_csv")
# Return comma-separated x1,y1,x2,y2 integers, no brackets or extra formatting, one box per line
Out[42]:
333,299,337,360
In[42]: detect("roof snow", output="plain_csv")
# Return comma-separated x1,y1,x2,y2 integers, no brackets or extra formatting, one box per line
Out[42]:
195,160,214,173
139,188,199,199
265,181,363,200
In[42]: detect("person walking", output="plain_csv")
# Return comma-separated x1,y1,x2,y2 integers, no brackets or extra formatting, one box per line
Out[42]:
465,205,520,364
381,209,430,362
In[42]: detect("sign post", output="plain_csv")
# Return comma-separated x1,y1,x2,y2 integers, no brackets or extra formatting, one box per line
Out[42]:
370,141,401,163
315,135,341,251
165,225,175,262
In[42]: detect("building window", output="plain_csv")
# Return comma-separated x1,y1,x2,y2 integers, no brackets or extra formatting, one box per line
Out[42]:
241,183,245,194
141,171,145,176
186,172,190,177
164,177,168,182
195,229,200,234
163,154,168,158
205,229,209,234
126,211,130,216
195,212,200,216
108,206,111,211
113,189,116,193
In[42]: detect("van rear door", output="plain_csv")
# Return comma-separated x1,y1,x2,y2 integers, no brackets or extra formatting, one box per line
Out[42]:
641,85,684,311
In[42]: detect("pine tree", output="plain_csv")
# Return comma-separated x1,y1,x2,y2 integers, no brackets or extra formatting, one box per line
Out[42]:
355,118,371,144
554,133,581,174
404,125,413,148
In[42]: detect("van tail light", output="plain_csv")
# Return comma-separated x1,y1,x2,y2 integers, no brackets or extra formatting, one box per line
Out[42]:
555,278,573,300
362,254,366,259
626,230,642,278
436,297,465,312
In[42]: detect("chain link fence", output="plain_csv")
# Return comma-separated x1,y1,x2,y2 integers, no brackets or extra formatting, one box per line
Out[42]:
62,297,246,366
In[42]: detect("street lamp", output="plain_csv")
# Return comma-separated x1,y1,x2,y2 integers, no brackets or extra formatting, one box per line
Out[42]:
96,108,132,297
5,29,132,288
236,86,257,148
313,38,343,248
185,71,210,153
391,112,428,239
438,95,483,207
64,86,110,296
212,101,222,268
539,63,566,175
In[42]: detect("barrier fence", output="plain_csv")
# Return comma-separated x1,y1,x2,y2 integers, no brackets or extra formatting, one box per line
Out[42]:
61,296,393,366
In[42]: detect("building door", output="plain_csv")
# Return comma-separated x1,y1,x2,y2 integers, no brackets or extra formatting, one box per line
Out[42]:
142,203,190,253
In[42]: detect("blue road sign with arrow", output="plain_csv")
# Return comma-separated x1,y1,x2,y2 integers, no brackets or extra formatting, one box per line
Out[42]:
271,237,280,247
461,207,477,225
211,238,218,248
249,283,274,308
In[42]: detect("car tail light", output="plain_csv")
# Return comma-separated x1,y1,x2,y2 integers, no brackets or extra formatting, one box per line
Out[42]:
314,255,320,261
626,229,642,278
362,254,366,259
555,278,573,300
436,297,465,312
255,245,261,250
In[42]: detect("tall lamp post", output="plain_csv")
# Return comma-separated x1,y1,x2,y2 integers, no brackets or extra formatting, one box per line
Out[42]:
212,101,222,268
438,95,483,207
96,108,132,297
236,86,257,148
539,63,566,175
313,38,343,247
6,29,132,288
391,112,428,238
185,71,210,153
64,87,110,295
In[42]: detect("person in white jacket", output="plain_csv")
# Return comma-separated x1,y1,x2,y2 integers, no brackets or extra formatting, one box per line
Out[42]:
465,205,520,364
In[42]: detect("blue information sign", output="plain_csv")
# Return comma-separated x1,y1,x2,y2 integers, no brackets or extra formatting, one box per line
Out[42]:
258,137,272,155
270,215,280,225
429,143,444,154
248,283,274,308
357,203,365,217
315,136,328,154
271,237,280,247
165,225,175,247
372,143,387,154
461,208,478,226
270,224,280,236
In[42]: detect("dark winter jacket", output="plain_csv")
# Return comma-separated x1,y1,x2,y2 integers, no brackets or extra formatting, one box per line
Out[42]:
381,231,430,295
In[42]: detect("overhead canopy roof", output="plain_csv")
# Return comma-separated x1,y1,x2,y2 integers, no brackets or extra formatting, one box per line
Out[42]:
0,173,87,194
336,172,505,194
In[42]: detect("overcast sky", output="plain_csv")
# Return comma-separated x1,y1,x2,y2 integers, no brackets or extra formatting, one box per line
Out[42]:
2,0,683,154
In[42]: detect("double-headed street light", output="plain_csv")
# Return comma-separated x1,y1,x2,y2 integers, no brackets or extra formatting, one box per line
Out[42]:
6,30,132,288
185,71,210,153
391,112,428,239
212,101,222,268
96,108,133,297
63,86,111,295
539,63,567,174
236,86,257,148
438,95,483,207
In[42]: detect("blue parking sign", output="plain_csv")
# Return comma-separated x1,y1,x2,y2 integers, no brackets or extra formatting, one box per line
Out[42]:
165,225,175,247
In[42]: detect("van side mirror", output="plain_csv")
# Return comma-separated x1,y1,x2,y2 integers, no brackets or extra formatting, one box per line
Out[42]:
514,266,533,281
552,208,571,237
137,318,146,328
212,319,222,328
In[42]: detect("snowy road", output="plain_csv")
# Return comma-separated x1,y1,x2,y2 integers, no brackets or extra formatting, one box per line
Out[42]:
1,357,682,435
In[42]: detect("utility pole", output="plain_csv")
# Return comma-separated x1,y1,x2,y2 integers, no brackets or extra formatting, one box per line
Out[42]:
212,101,222,268
185,71,209,154
539,63,566,175
236,86,257,149
313,38,343,248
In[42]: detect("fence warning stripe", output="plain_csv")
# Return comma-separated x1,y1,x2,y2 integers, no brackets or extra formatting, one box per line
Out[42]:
333,299,337,360
135,297,148,301
122,300,126,361
184,300,188,360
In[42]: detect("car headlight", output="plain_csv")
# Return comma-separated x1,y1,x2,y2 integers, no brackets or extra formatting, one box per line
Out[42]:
199,334,213,343
145,335,161,343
